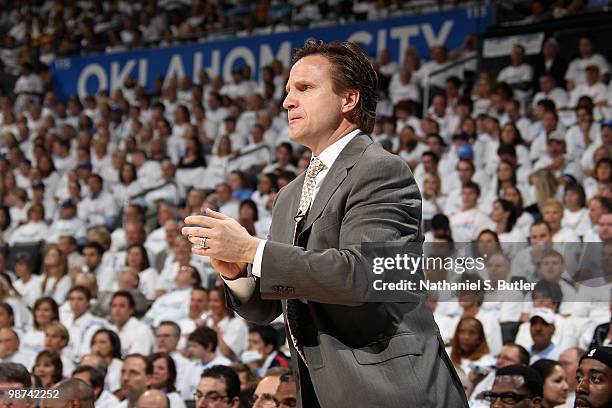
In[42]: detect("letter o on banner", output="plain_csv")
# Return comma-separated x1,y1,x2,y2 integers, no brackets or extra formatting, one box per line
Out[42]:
78,64,108,99
222,46,256,81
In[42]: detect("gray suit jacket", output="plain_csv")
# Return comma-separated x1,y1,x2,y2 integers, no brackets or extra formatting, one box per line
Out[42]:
226,133,468,407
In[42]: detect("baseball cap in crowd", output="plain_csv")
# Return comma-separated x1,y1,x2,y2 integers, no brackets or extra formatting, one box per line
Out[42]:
602,120,612,129
580,346,612,369
457,144,474,159
15,252,29,264
529,308,556,325
77,161,93,170
547,130,565,144
61,198,76,208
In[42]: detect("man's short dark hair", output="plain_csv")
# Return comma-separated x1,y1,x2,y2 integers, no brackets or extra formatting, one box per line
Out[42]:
495,365,543,397
201,365,240,399
0,362,32,387
293,41,378,133
249,325,278,350
504,343,531,366
124,353,153,375
188,327,218,351
73,365,105,390
532,280,563,305
462,181,481,197
83,242,104,256
68,285,92,301
111,290,136,310
158,321,181,338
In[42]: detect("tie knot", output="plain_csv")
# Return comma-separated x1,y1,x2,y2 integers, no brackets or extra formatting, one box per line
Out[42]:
306,157,326,179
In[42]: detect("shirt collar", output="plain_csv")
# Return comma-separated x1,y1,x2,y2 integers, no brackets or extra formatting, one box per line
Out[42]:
313,128,361,170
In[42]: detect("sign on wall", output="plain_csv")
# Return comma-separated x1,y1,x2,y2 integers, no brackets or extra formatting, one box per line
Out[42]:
51,5,492,100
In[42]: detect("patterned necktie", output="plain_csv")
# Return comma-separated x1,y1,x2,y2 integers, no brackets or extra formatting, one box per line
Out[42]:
297,157,327,218
287,157,326,363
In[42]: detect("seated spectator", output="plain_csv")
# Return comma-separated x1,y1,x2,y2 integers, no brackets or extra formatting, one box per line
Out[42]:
0,327,35,369
541,199,581,243
44,321,74,377
145,264,200,326
575,346,612,408
532,74,569,110
177,287,209,342
250,367,290,408
524,251,579,316
8,202,48,245
137,389,170,408
88,329,123,392
497,44,533,100
125,244,158,301
155,321,193,400
194,365,241,408
525,308,560,363
48,199,87,244
565,36,609,91
12,253,42,308
50,377,96,407
569,67,608,111
0,362,32,403
275,371,297,408
531,359,570,408
205,287,248,360
118,354,152,408
107,291,154,357
22,297,58,355
33,350,63,389
149,352,186,408
40,244,71,305
566,106,602,162
450,182,494,241
245,325,289,377
480,365,543,407
77,174,117,230
469,343,530,404
449,316,495,379
185,327,232,398
559,347,584,407
72,364,120,408
61,286,106,360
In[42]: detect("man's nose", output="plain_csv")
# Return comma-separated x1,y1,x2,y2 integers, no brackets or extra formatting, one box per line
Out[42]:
576,377,589,395
283,92,296,110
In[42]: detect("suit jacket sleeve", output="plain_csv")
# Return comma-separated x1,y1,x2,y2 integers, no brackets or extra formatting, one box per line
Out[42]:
260,152,422,305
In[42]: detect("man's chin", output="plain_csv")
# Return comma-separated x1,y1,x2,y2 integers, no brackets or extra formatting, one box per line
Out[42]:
574,396,593,407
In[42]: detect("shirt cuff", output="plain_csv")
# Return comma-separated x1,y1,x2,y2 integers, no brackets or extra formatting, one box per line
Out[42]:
223,240,266,303
252,239,267,278
223,275,256,303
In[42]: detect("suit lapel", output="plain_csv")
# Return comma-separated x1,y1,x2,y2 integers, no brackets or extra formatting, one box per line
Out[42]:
300,133,372,234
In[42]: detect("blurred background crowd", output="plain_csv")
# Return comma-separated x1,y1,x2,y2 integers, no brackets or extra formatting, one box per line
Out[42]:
0,0,610,407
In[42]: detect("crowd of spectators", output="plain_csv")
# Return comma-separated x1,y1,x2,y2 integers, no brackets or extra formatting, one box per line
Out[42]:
0,1,610,407
0,0,479,67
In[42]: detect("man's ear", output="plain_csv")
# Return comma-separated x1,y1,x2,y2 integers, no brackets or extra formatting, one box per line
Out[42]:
532,396,543,408
341,90,360,114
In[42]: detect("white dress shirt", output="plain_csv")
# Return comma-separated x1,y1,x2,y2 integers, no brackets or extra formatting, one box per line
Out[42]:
224,129,361,301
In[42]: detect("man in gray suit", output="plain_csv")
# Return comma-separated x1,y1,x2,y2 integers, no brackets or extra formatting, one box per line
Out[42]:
182,41,468,407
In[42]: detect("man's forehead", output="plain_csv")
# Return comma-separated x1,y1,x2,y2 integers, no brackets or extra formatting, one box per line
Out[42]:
581,358,612,375
198,377,226,392
494,375,526,389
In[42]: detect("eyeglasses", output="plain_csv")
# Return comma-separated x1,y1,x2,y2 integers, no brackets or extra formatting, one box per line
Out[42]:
248,393,278,407
480,391,534,404
194,390,229,404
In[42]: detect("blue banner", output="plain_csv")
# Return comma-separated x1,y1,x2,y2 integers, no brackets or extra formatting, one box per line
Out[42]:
51,5,492,100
